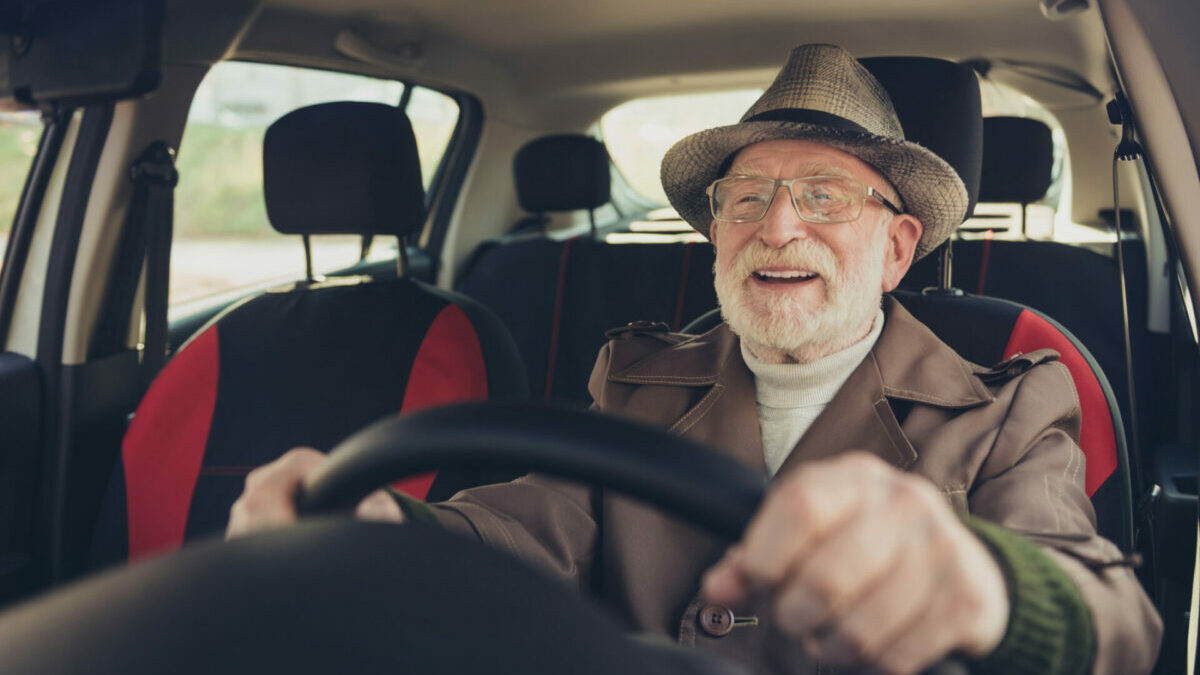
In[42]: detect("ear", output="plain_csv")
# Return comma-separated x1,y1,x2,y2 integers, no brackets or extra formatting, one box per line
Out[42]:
880,214,922,292
708,220,721,249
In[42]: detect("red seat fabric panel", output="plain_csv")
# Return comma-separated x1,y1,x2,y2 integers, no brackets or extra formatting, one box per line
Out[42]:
122,326,220,560
392,304,489,499
1003,309,1117,497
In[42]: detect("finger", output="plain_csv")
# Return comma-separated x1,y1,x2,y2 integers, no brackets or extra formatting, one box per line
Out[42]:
803,531,939,666
868,572,963,675
702,546,755,605
770,491,913,636
226,448,326,539
737,453,888,589
355,489,406,523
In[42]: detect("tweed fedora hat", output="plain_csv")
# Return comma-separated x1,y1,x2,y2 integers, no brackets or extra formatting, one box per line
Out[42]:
660,44,968,260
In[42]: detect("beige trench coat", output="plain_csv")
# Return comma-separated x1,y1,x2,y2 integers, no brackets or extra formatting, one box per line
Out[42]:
427,297,1161,674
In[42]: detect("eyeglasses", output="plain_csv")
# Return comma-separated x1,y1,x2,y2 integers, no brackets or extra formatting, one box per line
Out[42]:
706,175,903,224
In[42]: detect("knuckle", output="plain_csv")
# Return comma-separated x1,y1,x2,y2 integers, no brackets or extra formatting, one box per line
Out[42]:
779,483,816,521
807,568,852,609
832,626,873,662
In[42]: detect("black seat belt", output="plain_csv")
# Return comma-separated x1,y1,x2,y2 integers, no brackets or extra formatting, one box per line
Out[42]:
90,141,178,390
1107,94,1158,587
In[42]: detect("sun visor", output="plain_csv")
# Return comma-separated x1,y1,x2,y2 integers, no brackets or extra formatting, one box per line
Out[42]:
0,0,162,109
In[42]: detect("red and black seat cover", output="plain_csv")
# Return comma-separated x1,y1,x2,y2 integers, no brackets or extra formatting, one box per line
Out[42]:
91,102,527,564
891,290,1131,549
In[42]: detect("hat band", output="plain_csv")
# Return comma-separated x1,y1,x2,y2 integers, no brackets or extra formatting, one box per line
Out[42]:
743,109,869,134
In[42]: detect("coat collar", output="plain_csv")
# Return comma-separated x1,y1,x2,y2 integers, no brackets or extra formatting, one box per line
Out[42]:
607,296,994,474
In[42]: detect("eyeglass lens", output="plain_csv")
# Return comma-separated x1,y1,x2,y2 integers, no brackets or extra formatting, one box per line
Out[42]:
712,176,864,223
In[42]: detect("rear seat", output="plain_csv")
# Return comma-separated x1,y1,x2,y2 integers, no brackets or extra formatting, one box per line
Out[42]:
456,133,715,403
901,116,1150,429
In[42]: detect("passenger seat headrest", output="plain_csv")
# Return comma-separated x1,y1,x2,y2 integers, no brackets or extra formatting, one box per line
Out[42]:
979,116,1054,204
860,57,983,220
514,134,610,213
263,101,425,237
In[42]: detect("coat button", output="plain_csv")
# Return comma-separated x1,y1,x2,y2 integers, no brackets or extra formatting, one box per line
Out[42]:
698,604,735,637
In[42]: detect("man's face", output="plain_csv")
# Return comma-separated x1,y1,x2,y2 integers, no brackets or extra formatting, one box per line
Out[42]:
710,139,921,362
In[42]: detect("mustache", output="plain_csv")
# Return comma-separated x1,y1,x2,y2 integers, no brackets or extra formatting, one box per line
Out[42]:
729,239,838,279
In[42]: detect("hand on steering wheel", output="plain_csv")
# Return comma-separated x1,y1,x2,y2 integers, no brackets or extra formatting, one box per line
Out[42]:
232,402,999,675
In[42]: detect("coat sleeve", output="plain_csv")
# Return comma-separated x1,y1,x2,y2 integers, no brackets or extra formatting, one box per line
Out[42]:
968,360,1162,675
417,343,620,586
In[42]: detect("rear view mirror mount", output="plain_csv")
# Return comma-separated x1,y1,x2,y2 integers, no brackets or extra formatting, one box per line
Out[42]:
1,0,163,110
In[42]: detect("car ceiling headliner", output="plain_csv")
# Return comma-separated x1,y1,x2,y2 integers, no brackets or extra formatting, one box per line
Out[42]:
169,0,1115,117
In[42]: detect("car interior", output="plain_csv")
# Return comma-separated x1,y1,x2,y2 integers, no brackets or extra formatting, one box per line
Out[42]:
0,0,1198,672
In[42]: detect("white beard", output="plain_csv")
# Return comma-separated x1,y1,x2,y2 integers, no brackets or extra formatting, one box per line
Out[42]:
714,229,886,363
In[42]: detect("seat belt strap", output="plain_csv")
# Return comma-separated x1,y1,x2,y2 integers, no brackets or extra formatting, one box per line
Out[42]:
135,142,178,388
89,141,178,382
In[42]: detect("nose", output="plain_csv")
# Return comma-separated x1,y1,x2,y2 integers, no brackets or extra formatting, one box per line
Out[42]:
757,184,809,249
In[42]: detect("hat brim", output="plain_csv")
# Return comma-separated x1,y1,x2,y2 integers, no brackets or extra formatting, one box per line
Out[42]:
660,121,968,260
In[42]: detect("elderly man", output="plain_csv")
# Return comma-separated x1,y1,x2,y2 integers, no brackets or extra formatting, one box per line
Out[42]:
228,44,1161,674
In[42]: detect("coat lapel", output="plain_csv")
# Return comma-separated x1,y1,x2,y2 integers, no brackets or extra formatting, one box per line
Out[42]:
776,296,994,479
608,324,766,472
606,296,994,479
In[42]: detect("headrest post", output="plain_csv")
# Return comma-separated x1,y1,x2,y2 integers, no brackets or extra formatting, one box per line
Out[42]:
302,235,314,282
1020,204,1028,237
396,237,409,278
359,235,374,263
939,240,953,290
588,209,597,239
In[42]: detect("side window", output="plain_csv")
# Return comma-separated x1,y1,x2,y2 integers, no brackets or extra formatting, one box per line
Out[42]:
172,61,459,307
0,111,44,279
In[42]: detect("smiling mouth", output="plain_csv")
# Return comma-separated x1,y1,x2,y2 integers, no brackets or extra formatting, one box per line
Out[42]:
752,269,819,284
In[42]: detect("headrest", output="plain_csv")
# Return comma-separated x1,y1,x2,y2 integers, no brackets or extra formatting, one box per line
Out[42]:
263,101,425,237
860,57,983,219
979,116,1053,204
514,134,610,213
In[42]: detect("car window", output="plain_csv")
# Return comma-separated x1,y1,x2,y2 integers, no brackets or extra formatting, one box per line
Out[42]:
0,111,44,279
601,89,763,206
172,61,459,307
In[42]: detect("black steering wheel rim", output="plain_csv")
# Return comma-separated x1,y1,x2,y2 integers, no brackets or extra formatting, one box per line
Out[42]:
297,400,767,541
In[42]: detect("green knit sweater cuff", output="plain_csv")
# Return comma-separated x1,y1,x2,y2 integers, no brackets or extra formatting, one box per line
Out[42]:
963,516,1095,675
386,488,440,526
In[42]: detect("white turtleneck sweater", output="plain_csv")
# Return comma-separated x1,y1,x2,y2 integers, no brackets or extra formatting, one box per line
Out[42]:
741,308,885,476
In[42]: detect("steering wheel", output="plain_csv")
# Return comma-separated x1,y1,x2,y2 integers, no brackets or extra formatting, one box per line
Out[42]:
296,401,765,538
0,401,965,674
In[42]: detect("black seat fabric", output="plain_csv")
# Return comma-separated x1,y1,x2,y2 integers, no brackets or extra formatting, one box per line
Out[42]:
92,102,527,564
504,134,611,234
458,238,715,404
978,116,1054,204
514,135,611,215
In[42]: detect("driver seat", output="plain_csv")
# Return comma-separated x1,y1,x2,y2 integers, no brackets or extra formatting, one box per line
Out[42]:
91,101,528,564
